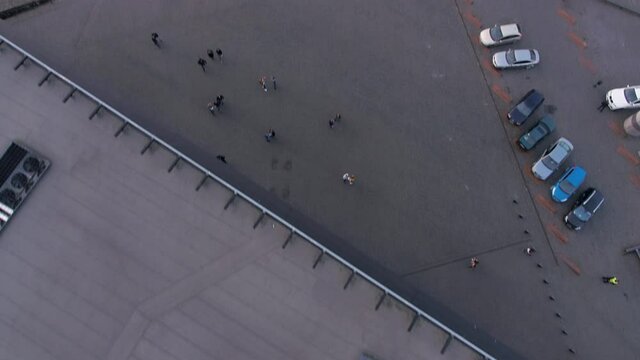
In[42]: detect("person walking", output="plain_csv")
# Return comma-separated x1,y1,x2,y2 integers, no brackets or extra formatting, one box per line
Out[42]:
216,155,227,164
524,247,536,256
602,276,618,285
329,117,336,128
207,49,214,60
342,173,356,185
197,58,207,72
216,95,225,107
215,48,223,62
151,33,161,47
469,257,479,269
207,102,216,116
598,100,608,112
272,75,277,90
264,128,276,142
258,76,268,92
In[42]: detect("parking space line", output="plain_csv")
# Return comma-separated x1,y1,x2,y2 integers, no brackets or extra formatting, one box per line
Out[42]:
568,32,588,48
557,8,576,25
578,53,597,74
559,254,582,275
535,194,557,214
616,145,640,165
491,83,511,103
608,120,625,136
547,223,568,244
482,59,501,78
463,11,482,29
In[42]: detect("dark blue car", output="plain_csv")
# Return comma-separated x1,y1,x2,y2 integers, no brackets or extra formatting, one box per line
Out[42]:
508,89,545,126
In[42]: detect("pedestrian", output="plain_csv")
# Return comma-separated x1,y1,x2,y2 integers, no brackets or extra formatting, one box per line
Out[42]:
524,247,536,256
602,276,618,285
216,155,227,164
215,48,223,62
207,49,214,59
258,76,268,92
264,128,276,142
207,102,216,116
598,100,608,112
342,173,356,185
197,58,207,72
214,99,221,112
272,75,277,90
329,117,336,128
216,94,225,106
469,257,479,269
151,33,160,47
334,113,342,122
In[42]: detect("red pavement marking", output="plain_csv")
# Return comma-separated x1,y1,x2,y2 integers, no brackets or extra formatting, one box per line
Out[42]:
491,83,511,103
482,59,501,78
559,254,582,275
464,11,482,29
578,53,597,74
568,32,588,48
547,224,568,244
608,120,625,136
630,174,640,188
536,194,557,214
616,145,640,166
557,8,576,25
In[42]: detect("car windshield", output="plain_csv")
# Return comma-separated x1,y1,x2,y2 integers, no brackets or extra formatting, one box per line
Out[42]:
624,88,638,103
559,180,576,195
573,206,591,221
541,156,557,170
529,50,537,61
506,49,516,64
490,26,503,40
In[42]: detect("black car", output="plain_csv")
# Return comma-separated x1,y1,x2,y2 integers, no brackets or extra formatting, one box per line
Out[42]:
508,89,544,126
564,188,604,230
518,115,556,151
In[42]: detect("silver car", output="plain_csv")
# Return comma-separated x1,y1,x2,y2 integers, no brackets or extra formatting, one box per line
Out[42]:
479,23,522,47
492,49,540,69
531,138,573,180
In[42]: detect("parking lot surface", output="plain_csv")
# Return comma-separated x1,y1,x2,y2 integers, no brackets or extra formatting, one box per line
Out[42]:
1,0,639,358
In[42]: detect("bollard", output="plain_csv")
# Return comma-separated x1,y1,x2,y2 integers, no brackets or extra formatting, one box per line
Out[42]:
114,122,128,137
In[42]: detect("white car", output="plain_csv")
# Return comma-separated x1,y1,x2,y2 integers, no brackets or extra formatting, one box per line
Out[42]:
531,138,574,181
606,85,640,110
479,24,522,47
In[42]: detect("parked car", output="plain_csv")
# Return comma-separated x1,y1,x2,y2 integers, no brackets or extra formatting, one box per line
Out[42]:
518,115,556,150
479,23,522,47
508,89,545,126
606,85,640,110
531,137,573,180
564,188,604,230
492,48,540,69
550,166,586,203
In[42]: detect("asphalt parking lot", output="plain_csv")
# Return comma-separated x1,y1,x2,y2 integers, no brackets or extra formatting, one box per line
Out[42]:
1,0,639,358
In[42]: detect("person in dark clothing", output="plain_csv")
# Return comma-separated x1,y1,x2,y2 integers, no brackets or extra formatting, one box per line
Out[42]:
215,48,223,61
197,58,207,72
207,49,214,59
598,100,608,112
272,75,277,90
207,102,216,116
264,128,276,142
216,155,227,164
151,33,160,47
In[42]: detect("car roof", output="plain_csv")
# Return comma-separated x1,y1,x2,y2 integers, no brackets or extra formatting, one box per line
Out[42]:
513,49,533,61
523,89,544,105
583,188,604,211
539,115,556,131
564,166,587,183
548,138,572,162
500,23,521,36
